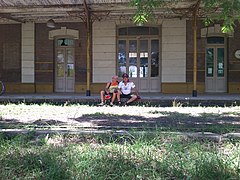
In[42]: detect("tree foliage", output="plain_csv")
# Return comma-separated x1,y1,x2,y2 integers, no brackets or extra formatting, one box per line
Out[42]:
130,0,240,32
129,0,166,25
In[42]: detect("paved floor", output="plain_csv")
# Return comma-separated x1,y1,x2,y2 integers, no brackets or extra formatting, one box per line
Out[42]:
0,93,240,106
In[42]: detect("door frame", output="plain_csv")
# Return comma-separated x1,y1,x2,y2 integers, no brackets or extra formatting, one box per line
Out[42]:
205,43,227,93
118,37,161,92
54,37,75,92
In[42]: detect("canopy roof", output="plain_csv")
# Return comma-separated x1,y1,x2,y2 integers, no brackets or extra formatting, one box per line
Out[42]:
0,0,200,23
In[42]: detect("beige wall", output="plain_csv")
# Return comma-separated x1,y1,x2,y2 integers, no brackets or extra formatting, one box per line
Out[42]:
92,21,116,83
162,19,186,83
21,22,35,83
92,19,187,85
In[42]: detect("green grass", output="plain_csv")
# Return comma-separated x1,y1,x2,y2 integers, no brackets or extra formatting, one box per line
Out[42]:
1,104,240,179
0,133,240,180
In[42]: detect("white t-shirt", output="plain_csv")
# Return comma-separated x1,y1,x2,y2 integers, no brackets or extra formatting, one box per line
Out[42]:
118,81,135,95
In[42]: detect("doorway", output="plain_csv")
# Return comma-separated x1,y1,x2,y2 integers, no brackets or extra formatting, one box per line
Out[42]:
205,37,227,92
55,38,75,92
118,38,160,92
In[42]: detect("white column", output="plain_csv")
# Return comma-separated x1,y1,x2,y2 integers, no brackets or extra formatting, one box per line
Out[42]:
162,19,186,82
92,21,116,82
22,22,35,83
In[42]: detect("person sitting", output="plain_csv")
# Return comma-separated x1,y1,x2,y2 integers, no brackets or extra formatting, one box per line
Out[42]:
99,75,119,106
117,73,139,106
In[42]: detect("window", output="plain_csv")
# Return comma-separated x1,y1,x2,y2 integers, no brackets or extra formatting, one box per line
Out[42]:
118,27,159,36
151,40,159,77
117,40,127,77
117,27,160,80
57,38,74,46
206,48,214,77
217,48,224,77
207,37,224,44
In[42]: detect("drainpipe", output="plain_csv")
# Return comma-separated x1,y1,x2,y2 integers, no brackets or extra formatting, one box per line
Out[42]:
84,0,91,96
192,0,201,97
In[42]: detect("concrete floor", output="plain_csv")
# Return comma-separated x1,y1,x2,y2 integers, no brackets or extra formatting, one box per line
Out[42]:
0,92,240,106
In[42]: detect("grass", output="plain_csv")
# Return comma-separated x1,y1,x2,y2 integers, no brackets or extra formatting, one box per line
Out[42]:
0,133,240,179
1,103,240,134
1,103,240,179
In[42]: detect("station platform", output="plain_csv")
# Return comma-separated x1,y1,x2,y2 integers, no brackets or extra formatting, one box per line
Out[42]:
0,93,240,106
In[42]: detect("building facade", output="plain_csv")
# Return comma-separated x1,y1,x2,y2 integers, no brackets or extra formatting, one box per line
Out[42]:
0,1,240,94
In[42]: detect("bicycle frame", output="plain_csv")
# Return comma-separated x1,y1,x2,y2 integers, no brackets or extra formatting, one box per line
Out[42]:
0,81,5,95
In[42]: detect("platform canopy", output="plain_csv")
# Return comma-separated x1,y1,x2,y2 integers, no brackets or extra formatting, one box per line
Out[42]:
0,0,201,23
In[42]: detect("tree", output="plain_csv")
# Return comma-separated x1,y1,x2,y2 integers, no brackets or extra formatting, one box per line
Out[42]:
130,0,240,33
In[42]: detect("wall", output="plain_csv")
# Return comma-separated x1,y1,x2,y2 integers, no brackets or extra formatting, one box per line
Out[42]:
161,19,186,83
92,21,116,83
186,21,240,93
35,22,87,92
228,23,240,93
0,24,21,82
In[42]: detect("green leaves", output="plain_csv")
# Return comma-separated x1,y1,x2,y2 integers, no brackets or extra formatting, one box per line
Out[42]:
221,23,235,33
204,17,214,27
131,0,240,33
130,0,165,25
202,0,240,32
133,13,148,25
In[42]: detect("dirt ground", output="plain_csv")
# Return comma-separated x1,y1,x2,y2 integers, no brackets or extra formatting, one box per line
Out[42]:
1,104,240,134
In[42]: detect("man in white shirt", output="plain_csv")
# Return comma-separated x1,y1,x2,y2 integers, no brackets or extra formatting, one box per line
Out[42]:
117,73,139,105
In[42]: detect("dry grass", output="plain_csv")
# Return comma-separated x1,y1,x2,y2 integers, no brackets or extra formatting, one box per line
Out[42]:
0,103,240,124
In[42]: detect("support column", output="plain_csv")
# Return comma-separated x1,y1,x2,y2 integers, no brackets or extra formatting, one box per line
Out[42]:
21,22,35,83
86,31,91,96
192,0,200,97
84,0,91,96
192,14,197,97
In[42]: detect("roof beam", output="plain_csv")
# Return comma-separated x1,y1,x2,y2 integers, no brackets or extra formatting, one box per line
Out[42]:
0,13,25,23
0,7,83,13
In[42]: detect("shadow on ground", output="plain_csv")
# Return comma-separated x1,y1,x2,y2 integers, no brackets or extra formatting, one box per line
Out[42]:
1,111,240,134
71,112,240,133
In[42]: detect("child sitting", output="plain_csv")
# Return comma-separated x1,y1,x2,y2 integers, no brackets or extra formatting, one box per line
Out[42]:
99,75,119,106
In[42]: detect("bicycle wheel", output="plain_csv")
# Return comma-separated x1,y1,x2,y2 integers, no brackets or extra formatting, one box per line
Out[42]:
0,81,5,95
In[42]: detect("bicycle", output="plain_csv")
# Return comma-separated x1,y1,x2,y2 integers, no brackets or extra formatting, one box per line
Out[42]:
0,80,5,95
